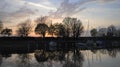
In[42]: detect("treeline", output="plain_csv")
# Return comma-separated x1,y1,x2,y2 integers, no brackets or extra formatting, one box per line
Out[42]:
0,17,84,37
90,25,120,37
0,16,119,37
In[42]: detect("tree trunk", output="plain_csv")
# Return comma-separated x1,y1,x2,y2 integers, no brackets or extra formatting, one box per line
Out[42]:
43,33,45,38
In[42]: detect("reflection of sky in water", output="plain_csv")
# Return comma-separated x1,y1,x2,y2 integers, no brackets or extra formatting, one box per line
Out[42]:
0,50,120,67
83,50,120,67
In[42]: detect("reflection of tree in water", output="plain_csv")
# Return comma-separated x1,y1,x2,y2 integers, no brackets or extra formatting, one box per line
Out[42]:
107,49,118,58
34,50,65,63
0,54,11,67
63,50,84,67
0,55,2,66
17,54,32,67
34,48,120,67
91,50,98,54
34,50,66,67
97,48,120,58
34,50,48,62
34,50,84,67
99,49,108,54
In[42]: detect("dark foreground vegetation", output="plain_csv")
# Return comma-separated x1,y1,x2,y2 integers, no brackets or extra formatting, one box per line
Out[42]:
0,37,120,54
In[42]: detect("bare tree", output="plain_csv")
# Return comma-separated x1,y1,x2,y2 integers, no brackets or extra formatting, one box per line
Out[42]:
98,28,107,37
54,23,66,37
107,25,116,36
35,23,48,37
16,20,32,37
116,28,120,37
35,16,51,37
0,21,3,32
63,17,72,37
72,19,84,37
48,22,55,37
1,28,12,36
63,17,84,37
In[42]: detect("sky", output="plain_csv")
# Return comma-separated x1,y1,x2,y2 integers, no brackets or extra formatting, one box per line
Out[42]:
0,0,120,36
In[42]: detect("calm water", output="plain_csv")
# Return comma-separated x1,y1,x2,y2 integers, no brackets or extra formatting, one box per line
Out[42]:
0,49,120,67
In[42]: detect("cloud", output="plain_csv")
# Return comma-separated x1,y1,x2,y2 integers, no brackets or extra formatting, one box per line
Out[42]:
11,7,35,18
49,0,116,18
0,0,57,23
0,1,35,23
100,0,116,2
0,0,117,24
24,1,57,11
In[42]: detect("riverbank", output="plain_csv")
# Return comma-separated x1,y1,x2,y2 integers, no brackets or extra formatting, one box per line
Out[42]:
0,37,119,54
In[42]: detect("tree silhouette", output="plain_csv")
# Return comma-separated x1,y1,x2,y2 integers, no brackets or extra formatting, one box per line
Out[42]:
98,28,107,36
54,23,66,37
48,23,55,37
35,23,48,37
0,21,3,32
90,28,97,37
116,28,120,37
16,20,32,37
63,17,84,37
107,25,116,36
72,19,84,37
63,17,72,37
1,28,12,36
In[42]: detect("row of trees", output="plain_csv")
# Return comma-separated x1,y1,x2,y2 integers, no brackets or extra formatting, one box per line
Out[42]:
90,25,120,37
0,17,84,37
1,16,119,37
35,17,84,37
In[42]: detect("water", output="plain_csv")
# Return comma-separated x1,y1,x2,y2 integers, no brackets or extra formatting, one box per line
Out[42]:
0,48,120,67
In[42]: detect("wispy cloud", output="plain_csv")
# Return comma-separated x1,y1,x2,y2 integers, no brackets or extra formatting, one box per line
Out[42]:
24,1,57,11
49,0,116,18
0,0,57,23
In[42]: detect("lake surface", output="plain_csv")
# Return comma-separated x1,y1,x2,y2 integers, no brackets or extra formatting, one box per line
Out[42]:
0,48,120,67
